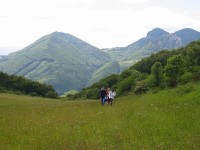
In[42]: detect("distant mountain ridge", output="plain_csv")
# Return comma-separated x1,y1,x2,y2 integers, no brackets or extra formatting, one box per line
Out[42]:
0,32,111,94
1,28,200,94
0,55,4,60
105,28,200,61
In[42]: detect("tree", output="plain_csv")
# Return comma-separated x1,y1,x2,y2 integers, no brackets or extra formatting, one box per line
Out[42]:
117,76,135,96
120,69,134,79
151,62,164,87
165,55,185,87
45,91,58,99
185,48,198,71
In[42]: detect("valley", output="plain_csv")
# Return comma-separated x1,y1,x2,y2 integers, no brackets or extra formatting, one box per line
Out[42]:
0,28,200,94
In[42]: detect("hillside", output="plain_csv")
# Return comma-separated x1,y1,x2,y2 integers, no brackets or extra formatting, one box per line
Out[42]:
1,28,200,95
88,61,121,86
73,40,200,99
106,28,200,63
1,81,200,149
0,55,4,60
0,32,111,94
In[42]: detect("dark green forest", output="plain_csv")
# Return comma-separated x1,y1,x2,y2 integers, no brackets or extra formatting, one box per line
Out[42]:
69,40,200,99
0,72,58,98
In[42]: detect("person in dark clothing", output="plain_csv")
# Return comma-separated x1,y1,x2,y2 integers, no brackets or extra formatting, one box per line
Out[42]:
100,87,107,106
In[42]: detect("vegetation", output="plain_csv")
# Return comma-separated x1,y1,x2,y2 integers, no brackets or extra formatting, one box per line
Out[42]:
72,40,200,99
1,28,200,95
149,62,164,87
1,81,200,149
1,30,200,149
165,55,185,87
0,72,57,98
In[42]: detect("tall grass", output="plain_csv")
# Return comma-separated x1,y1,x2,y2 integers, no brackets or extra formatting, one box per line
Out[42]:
0,82,200,149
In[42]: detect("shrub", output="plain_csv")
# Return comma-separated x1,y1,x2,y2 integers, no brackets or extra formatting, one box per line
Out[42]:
45,91,58,99
192,66,200,81
176,84,193,94
134,81,148,95
152,87,160,94
30,92,38,97
165,55,185,87
180,72,193,83
150,62,164,87
117,76,135,96
120,69,133,79
13,91,22,95
0,87,5,93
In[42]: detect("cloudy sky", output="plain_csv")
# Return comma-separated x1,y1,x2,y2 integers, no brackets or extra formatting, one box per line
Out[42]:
0,0,200,55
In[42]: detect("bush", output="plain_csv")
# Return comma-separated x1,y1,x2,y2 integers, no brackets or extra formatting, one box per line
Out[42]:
30,92,38,97
134,81,148,95
150,62,164,87
45,92,58,99
14,91,22,95
180,72,193,83
117,76,135,96
152,87,160,94
0,87,5,93
192,66,200,81
176,84,193,94
120,69,134,79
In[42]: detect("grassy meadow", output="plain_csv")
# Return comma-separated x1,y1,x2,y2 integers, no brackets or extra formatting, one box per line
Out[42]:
0,82,200,149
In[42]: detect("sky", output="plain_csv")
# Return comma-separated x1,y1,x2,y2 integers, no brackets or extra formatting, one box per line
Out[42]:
0,0,200,55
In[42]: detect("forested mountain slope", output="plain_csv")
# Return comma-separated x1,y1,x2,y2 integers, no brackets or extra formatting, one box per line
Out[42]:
0,32,111,94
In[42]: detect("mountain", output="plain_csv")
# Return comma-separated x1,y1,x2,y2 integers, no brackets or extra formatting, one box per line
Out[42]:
106,28,200,62
73,40,200,99
0,32,111,94
146,28,169,38
174,28,200,44
0,55,5,60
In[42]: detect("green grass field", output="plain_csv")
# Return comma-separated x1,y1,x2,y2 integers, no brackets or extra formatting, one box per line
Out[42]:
0,82,200,149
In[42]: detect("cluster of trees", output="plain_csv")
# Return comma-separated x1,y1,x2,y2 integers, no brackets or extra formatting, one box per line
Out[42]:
68,40,200,99
0,72,58,98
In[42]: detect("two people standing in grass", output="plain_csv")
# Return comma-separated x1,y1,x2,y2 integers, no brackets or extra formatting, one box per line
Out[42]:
99,87,116,106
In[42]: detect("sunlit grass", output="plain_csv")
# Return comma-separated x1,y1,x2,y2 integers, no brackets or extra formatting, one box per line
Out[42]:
0,82,200,149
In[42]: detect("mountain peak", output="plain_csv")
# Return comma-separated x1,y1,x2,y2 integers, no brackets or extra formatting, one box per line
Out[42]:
174,28,200,44
0,32,111,95
147,28,169,38
50,31,75,39
174,28,200,35
50,31,73,37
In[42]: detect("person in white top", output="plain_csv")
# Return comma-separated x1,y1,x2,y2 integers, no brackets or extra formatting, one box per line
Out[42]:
108,89,116,106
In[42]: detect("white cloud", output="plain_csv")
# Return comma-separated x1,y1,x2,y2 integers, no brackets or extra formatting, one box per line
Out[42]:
122,0,149,4
0,0,200,54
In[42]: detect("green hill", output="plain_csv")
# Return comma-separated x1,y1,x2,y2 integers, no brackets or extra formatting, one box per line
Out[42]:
88,61,120,86
0,32,111,94
0,81,200,149
73,40,200,99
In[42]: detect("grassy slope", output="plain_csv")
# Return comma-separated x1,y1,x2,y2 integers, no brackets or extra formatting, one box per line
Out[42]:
88,61,120,86
0,82,200,149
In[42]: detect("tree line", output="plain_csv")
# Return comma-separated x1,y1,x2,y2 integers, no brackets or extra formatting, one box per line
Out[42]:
68,40,200,99
0,72,58,98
